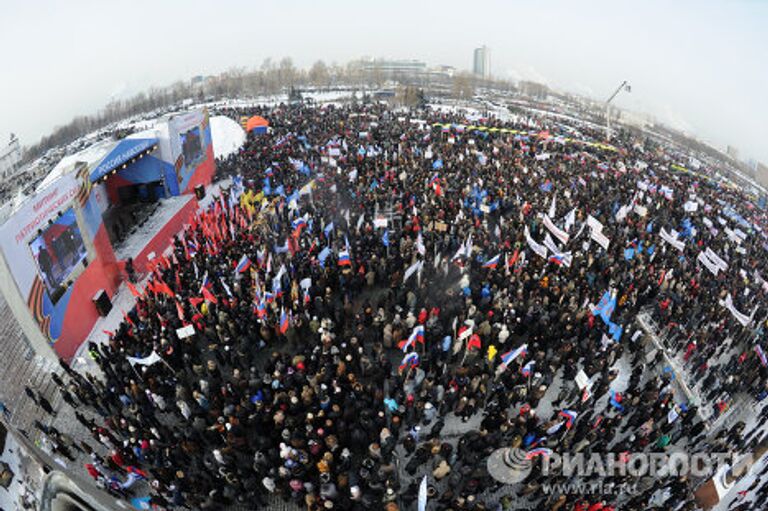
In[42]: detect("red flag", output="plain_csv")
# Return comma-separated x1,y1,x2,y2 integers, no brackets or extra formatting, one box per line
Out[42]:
467,334,482,352
126,281,142,298
156,280,175,298
202,287,218,304
189,297,204,308
176,301,186,322
507,249,520,268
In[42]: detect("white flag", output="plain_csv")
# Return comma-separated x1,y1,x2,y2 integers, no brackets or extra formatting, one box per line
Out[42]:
683,201,698,212
615,204,631,222
416,233,426,256
403,261,423,283
548,194,557,218
127,351,163,367
418,476,428,511
563,208,576,232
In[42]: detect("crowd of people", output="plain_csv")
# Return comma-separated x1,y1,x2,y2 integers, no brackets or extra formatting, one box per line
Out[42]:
47,100,768,510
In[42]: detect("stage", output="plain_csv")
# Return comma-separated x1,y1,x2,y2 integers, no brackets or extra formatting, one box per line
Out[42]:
72,179,230,369
112,194,198,274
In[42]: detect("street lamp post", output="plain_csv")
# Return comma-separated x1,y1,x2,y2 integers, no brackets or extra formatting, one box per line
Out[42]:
605,80,631,141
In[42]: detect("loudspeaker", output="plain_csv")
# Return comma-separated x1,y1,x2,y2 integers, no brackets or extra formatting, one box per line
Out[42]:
194,184,206,200
92,289,112,317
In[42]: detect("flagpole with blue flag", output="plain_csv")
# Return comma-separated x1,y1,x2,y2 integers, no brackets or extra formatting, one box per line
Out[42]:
382,229,390,258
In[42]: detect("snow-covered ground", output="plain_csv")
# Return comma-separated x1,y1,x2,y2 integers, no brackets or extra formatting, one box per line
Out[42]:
210,116,246,159
0,433,43,510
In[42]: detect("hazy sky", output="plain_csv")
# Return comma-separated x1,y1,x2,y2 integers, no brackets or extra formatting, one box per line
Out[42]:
2,0,767,162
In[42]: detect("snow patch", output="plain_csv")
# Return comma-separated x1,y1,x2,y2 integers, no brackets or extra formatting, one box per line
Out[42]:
210,116,246,159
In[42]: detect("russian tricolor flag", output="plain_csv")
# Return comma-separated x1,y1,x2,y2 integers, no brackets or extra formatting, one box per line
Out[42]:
292,217,307,237
236,255,252,273
279,308,289,334
411,325,425,344
253,300,267,319
559,409,578,429
500,344,528,369
338,249,352,266
399,352,420,372
200,272,213,291
521,360,536,377
549,254,565,266
483,254,500,269
398,336,415,352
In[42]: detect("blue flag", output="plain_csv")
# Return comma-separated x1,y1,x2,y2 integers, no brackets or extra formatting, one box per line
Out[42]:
318,247,331,267
382,230,390,247
608,321,623,341
593,291,616,325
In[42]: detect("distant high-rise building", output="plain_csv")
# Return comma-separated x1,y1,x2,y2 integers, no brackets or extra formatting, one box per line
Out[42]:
473,46,491,79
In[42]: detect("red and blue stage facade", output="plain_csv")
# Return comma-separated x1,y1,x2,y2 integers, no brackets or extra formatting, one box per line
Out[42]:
0,108,215,359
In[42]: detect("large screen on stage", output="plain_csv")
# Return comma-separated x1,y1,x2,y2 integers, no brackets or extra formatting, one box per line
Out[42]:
180,126,203,165
28,208,87,297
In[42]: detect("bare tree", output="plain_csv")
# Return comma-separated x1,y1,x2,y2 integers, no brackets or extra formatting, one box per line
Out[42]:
452,72,475,100
278,57,296,89
309,60,330,89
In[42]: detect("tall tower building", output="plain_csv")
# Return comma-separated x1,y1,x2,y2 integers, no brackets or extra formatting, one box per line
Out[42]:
473,46,491,79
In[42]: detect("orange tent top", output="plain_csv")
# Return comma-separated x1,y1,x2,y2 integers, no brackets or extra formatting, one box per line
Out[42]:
246,116,269,132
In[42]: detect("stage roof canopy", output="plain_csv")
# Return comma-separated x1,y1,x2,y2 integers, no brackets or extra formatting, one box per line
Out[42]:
88,137,158,183
41,134,159,189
